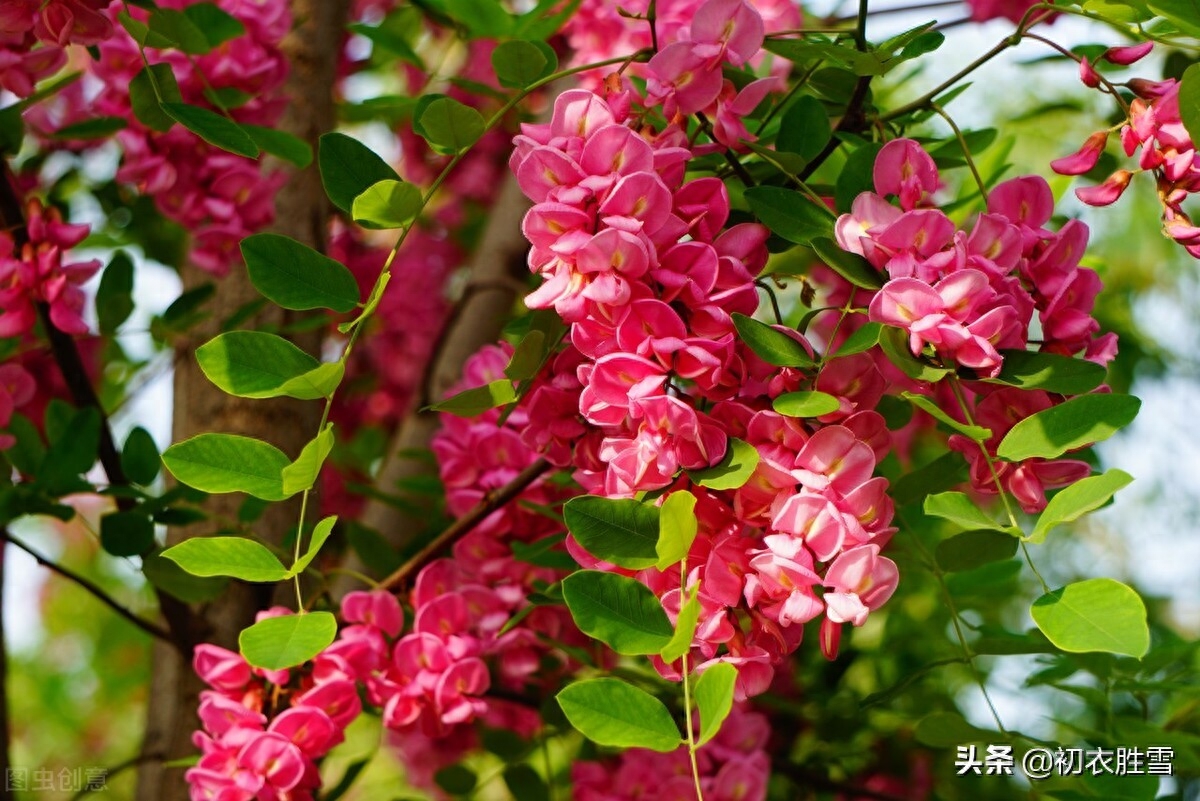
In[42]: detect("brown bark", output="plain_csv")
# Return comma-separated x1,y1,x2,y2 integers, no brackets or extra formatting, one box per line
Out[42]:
135,2,349,798
336,175,532,587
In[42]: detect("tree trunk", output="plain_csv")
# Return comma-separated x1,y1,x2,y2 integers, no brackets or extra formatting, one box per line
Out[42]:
135,2,349,798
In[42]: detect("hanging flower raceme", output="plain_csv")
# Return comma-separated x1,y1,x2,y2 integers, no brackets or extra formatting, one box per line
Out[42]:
1054,43,1200,259
0,0,112,98
0,198,100,338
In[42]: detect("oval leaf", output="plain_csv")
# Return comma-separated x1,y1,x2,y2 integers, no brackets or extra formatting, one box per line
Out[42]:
240,611,338,670
491,39,557,88
417,96,485,154
160,102,258,157
281,425,335,496
352,179,423,229
996,393,1141,462
656,490,698,570
121,426,161,486
430,380,518,417
924,491,1014,534
811,237,885,289
562,570,674,655
161,536,289,582
241,233,360,313
557,678,681,752
100,511,156,557
563,496,660,570
197,331,323,399
1031,578,1149,658
744,186,833,245
731,313,815,368
695,662,738,745
688,438,760,490
318,132,402,213
287,516,338,578
163,433,291,500
660,588,701,664
773,390,841,418
1029,469,1133,544
989,349,1107,395
935,529,1019,572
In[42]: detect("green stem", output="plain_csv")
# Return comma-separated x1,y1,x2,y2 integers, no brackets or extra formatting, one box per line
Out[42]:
679,556,705,801
947,377,1020,530
930,102,988,202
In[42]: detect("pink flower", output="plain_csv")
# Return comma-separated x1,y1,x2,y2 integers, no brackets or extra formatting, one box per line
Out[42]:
874,138,939,210
1051,131,1109,175
822,544,899,626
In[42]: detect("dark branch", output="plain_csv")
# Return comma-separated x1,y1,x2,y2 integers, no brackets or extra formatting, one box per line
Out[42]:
3,530,177,648
380,457,552,591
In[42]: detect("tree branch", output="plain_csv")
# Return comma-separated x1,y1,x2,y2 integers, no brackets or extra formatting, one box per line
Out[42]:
379,457,551,591
3,530,177,647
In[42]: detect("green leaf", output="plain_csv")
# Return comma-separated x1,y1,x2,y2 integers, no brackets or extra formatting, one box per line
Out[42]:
161,536,289,581
434,765,477,797
163,433,292,500
773,390,841,418
1148,0,1200,37
143,551,229,603
660,588,701,664
51,116,127,140
100,511,156,557
129,63,182,132
557,678,681,752
4,414,44,475
183,3,246,48
1029,469,1133,543
121,426,161,486
656,490,698,570
510,535,575,570
1031,578,1149,658
502,765,549,801
996,393,1141,462
563,496,660,570
429,380,517,416
914,712,992,747
562,570,674,655
148,8,212,53
777,95,831,161
832,322,882,357
197,331,326,399
417,96,485,154
158,283,215,333
936,529,1019,572
744,186,833,245
688,438,760,490
242,124,313,168
504,330,548,381
287,516,337,577
731,313,815,368
878,326,952,382
988,350,1107,395
924,491,1014,534
351,179,422,230
40,407,100,492
441,0,515,36
161,102,258,157
281,425,335,496
347,21,424,66
835,142,883,212
491,39,557,88
318,132,402,213
96,252,135,335
241,233,360,313
900,391,991,441
811,237,885,289
1179,64,1200,147
240,611,338,670
279,362,345,400
694,662,737,745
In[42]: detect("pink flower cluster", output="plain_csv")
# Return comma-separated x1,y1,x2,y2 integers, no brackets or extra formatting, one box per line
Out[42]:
0,362,35,450
838,138,1116,375
0,198,100,337
77,0,291,273
573,706,771,801
0,0,111,98
187,595,400,801
1054,43,1200,259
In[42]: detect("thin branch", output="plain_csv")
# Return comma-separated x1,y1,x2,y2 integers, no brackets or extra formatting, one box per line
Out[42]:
379,457,552,591
3,530,176,647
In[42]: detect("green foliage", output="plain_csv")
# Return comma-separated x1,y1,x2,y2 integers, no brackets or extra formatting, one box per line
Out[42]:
351,179,423,229
318,132,403,213
161,536,289,582
660,588,701,664
811,237,885,289
557,678,682,752
562,570,674,655
900,391,991,441
777,95,831,161
241,233,360,312
161,103,259,158
694,662,738,746
96,251,135,335
492,40,558,88
563,496,660,569
415,96,486,154
429,380,518,416
988,350,1107,394
1031,579,1150,658
239,611,338,670
162,433,292,500
924,492,1016,534
99,511,155,557
656,490,698,569
744,186,833,245
997,393,1141,461
935,529,1019,572
281,425,335,495
774,390,841,418
688,438,760,490
290,516,338,577
732,313,815,367
197,332,342,400
1029,469,1133,543
121,426,161,485
1179,64,1200,145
